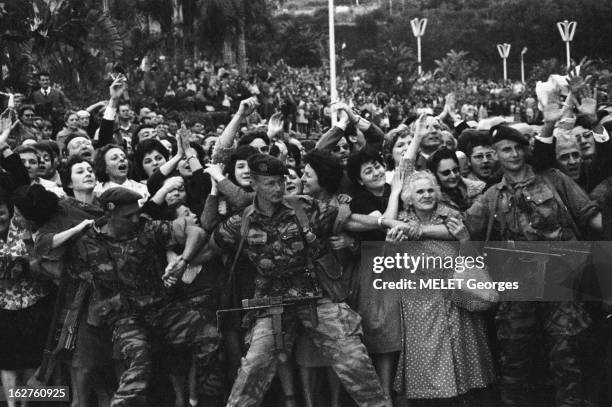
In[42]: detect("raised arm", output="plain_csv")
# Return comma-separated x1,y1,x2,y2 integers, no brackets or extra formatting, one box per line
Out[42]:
0,115,30,187
98,75,127,148
86,100,107,114
405,113,427,165
315,106,349,152
205,163,254,209
212,96,259,157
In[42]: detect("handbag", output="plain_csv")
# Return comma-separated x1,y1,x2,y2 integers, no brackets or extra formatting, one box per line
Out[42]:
450,263,499,312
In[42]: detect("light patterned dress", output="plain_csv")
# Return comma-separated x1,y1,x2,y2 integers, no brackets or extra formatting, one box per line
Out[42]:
0,217,49,310
393,204,496,399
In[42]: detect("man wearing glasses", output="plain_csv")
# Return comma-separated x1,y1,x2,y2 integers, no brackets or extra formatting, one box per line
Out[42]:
533,120,612,193
463,132,500,189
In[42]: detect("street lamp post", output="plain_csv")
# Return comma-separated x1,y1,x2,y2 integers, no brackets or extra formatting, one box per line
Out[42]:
557,20,577,69
520,47,527,83
410,18,427,75
329,0,338,125
497,43,511,82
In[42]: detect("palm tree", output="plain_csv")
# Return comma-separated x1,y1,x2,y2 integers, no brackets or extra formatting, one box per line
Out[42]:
1,0,123,99
434,49,479,82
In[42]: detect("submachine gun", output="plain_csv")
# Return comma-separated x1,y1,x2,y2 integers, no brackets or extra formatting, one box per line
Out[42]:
217,295,322,350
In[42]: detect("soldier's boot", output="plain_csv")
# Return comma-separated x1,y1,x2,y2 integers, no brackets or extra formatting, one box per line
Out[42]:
548,334,590,407
498,337,532,407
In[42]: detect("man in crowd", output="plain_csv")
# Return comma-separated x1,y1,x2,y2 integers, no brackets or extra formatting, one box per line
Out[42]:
198,154,390,407
30,71,71,126
115,101,138,145
462,131,499,188
466,125,602,407
68,187,218,407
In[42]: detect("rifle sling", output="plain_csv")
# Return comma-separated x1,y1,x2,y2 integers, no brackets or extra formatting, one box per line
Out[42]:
226,205,254,307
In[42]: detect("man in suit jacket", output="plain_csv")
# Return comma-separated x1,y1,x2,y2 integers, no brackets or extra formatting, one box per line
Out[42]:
30,71,71,123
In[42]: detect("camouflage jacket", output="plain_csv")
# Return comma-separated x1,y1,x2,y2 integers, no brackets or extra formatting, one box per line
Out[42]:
466,167,599,241
212,196,338,298
69,217,186,316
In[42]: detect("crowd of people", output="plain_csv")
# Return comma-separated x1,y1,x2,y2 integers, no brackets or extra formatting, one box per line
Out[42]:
97,56,532,139
0,55,611,407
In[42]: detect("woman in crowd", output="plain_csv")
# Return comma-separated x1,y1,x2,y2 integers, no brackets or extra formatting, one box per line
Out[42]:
145,130,211,218
30,156,115,407
391,170,495,405
384,129,413,183
93,144,149,201
345,147,404,400
0,187,58,407
0,117,56,407
297,150,359,407
285,166,302,196
201,145,257,231
201,145,258,387
133,139,170,182
427,148,485,212
56,110,88,153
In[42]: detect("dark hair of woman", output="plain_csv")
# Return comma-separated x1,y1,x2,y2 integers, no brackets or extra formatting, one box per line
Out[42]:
427,147,459,179
18,104,35,118
227,145,259,186
93,144,126,183
131,124,156,151
238,131,270,147
13,184,59,227
133,139,170,181
34,140,60,160
383,129,411,170
303,150,343,196
60,155,93,197
286,143,301,169
346,147,385,187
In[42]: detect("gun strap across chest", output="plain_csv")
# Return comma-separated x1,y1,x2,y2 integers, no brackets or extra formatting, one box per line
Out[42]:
485,172,581,241
226,205,255,306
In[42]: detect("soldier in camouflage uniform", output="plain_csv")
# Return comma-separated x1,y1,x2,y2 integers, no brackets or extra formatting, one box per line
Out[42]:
202,154,389,407
466,126,602,407
68,187,218,407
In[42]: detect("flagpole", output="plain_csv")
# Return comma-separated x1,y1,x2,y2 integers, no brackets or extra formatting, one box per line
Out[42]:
329,0,338,125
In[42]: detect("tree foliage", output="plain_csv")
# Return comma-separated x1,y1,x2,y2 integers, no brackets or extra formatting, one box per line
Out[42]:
434,50,479,82
0,0,124,100
355,41,418,95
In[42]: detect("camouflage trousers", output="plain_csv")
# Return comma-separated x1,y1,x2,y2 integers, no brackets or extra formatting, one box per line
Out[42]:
495,301,592,407
227,298,390,407
109,300,220,407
